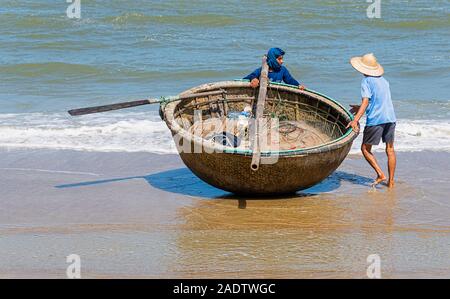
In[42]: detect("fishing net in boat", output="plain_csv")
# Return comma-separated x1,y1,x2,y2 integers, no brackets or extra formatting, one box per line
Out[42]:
188,117,332,151
174,84,346,152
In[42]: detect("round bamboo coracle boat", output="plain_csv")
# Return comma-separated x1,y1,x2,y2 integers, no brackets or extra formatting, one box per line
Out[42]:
160,80,358,195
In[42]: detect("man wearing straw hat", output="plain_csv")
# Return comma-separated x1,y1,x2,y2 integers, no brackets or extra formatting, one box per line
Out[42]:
347,53,397,188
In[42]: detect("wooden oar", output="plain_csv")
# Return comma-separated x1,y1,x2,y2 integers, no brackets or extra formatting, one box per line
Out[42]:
68,99,160,116
68,90,226,116
250,55,269,171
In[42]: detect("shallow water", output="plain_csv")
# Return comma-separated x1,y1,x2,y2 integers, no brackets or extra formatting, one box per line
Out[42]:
0,150,449,278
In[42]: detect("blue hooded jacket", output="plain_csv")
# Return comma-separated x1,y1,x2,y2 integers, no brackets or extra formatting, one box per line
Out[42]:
243,48,300,86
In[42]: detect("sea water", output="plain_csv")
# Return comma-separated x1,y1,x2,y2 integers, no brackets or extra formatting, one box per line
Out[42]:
0,0,449,154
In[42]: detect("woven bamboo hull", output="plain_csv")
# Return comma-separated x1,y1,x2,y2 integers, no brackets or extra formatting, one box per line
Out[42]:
161,81,358,195
178,144,351,195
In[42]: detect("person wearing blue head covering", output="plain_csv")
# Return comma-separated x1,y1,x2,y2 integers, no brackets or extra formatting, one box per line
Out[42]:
244,48,305,90
266,47,285,72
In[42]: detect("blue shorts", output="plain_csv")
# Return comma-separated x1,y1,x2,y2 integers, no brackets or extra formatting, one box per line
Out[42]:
363,122,396,145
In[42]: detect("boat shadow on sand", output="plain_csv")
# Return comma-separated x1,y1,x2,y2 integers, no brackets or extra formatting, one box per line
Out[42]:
55,168,373,201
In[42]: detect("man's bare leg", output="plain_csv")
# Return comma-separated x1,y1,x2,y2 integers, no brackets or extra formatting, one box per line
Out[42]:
385,142,396,188
361,143,386,186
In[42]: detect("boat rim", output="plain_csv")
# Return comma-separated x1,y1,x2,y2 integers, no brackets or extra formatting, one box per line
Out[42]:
162,80,358,156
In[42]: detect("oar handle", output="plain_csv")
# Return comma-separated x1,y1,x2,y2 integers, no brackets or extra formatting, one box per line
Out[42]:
251,55,269,172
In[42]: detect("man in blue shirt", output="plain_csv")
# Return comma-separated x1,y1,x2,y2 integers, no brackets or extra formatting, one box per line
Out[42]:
244,48,305,90
347,53,397,188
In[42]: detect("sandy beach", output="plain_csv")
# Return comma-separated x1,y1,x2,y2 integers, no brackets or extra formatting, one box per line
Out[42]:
1,148,449,278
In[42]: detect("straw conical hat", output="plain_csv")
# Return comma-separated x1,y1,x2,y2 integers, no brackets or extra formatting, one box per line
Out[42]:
350,53,384,76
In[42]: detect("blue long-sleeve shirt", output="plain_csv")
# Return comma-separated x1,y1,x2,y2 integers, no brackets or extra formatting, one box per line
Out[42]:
243,65,300,86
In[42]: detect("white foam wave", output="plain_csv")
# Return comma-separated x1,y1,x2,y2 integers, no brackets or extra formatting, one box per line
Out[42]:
349,120,450,154
0,112,449,154
0,112,177,154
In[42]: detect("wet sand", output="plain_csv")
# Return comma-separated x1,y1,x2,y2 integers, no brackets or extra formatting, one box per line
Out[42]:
0,148,449,278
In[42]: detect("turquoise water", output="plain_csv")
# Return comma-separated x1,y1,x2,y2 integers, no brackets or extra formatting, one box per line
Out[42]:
0,0,449,152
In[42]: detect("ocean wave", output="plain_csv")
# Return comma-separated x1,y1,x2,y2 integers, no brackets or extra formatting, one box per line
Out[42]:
2,14,72,30
0,112,176,154
0,112,449,154
0,62,237,83
349,120,450,154
371,18,450,30
0,62,102,78
102,13,242,27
